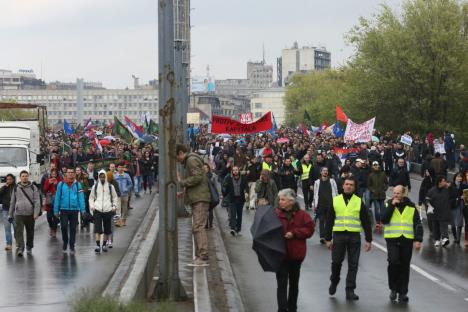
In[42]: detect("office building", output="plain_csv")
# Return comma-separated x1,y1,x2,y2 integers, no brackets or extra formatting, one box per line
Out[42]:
250,88,286,125
0,69,46,90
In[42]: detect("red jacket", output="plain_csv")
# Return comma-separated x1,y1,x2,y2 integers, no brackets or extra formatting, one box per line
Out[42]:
43,176,62,210
275,206,315,261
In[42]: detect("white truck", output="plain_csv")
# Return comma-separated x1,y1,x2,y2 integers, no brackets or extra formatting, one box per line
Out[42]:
0,103,48,186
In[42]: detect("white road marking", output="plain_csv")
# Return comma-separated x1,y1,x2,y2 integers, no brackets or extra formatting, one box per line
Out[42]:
371,241,458,292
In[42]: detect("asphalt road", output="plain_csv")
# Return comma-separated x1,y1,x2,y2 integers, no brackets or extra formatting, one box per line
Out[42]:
0,193,155,312
218,177,468,312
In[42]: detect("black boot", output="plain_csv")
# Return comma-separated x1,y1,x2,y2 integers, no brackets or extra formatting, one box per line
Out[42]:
398,293,409,303
346,289,359,301
329,282,338,295
389,290,397,302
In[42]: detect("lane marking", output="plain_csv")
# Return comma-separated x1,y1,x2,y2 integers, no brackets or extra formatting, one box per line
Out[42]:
371,241,457,292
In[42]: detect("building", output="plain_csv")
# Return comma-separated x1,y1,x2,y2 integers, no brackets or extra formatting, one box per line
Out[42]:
0,69,45,90
0,88,158,125
250,88,286,125
247,61,273,89
278,42,331,86
47,80,104,90
190,94,222,118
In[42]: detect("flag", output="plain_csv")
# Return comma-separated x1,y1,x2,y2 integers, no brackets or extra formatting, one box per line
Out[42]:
321,121,329,131
304,110,312,122
147,119,159,134
63,119,74,135
113,116,133,142
268,113,278,136
94,137,103,153
336,105,348,123
84,118,94,130
124,116,144,139
333,122,345,137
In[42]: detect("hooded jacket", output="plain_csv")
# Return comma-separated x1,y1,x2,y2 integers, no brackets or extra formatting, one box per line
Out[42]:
89,170,119,213
9,182,41,218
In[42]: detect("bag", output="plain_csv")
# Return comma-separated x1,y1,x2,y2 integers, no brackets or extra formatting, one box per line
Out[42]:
15,184,41,216
208,179,219,209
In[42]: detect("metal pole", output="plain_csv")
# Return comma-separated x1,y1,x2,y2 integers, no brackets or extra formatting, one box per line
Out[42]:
155,0,186,301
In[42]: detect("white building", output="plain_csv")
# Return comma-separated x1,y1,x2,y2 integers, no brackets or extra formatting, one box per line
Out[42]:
0,69,45,90
250,88,286,125
247,61,273,89
0,89,158,125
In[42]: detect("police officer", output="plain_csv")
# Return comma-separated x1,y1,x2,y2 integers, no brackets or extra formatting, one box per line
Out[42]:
382,185,423,303
325,176,372,301
298,154,313,210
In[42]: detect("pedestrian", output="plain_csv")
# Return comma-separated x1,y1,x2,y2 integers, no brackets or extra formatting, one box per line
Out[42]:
418,168,435,235
255,170,278,208
8,170,41,257
89,170,118,253
325,177,372,301
222,166,248,236
425,176,451,247
203,163,217,229
429,152,447,177
279,157,299,192
176,144,211,266
298,154,313,210
449,173,464,244
313,167,338,244
53,168,86,254
75,166,91,229
275,188,315,312
246,156,262,210
462,172,468,248
0,174,15,251
390,158,411,194
132,152,143,197
114,162,133,227
336,165,352,194
367,161,389,231
43,168,61,238
141,151,155,194
382,185,423,303
106,170,121,248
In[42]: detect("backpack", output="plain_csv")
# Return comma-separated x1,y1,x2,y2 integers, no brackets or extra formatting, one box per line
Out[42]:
93,183,114,207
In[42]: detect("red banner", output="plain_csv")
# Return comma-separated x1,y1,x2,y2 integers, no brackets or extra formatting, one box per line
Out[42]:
211,112,272,134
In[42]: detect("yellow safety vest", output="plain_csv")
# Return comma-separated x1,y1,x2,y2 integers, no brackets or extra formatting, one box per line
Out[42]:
301,163,312,181
384,205,415,239
332,194,362,232
262,162,272,171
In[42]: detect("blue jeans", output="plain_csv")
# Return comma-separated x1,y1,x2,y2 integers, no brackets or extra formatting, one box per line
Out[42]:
2,210,14,246
372,200,385,223
133,176,142,194
229,201,244,232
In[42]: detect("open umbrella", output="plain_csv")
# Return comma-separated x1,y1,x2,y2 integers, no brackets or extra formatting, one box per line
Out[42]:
99,139,111,146
250,205,286,272
141,134,157,144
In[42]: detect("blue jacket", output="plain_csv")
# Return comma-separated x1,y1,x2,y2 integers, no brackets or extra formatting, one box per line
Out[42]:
53,181,86,214
114,172,133,197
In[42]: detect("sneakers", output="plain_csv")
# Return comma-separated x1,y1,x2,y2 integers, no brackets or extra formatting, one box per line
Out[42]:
329,283,337,295
389,290,397,302
26,248,32,255
434,240,441,247
107,240,113,249
5,245,12,251
102,246,108,252
441,238,450,247
398,293,409,303
70,249,75,255
16,248,24,257
230,230,236,237
95,247,101,253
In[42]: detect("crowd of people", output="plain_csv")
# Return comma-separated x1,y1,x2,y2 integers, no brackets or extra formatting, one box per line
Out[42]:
0,127,159,256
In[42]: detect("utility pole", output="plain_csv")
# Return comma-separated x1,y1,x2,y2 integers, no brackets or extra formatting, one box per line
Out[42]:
155,0,186,301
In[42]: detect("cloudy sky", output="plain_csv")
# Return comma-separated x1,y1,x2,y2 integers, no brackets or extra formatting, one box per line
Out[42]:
0,0,401,88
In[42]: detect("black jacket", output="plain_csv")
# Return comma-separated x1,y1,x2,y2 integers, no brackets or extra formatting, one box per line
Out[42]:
426,186,451,221
324,193,373,243
390,166,411,189
222,175,248,204
382,197,423,242
279,164,298,190
0,184,14,210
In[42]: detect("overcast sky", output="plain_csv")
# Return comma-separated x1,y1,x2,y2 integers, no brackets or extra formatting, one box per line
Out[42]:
0,0,402,89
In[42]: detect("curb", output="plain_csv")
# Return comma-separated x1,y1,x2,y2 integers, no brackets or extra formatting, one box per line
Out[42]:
102,193,159,303
193,236,212,312
213,207,246,312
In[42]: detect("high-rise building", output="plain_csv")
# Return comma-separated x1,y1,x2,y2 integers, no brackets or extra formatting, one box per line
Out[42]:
250,88,286,125
247,61,273,89
278,42,331,86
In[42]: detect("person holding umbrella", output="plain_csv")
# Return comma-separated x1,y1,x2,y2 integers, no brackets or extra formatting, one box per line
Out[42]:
275,188,315,312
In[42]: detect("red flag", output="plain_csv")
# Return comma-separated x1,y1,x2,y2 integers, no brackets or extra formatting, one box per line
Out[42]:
336,105,348,123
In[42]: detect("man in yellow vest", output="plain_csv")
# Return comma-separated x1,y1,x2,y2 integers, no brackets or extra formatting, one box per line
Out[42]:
262,154,273,172
382,185,423,303
298,154,313,210
325,177,372,301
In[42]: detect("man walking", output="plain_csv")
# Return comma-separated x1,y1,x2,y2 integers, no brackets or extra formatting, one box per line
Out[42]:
89,170,118,253
114,162,133,227
0,174,15,251
176,144,211,266
298,154,313,210
246,157,261,210
54,168,86,254
426,176,452,247
313,167,338,244
390,158,411,194
9,171,41,256
325,177,372,300
382,185,423,303
222,166,248,236
368,161,389,231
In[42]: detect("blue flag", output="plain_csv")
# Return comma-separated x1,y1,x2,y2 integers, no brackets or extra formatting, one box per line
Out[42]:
268,113,278,136
333,122,344,138
64,119,74,135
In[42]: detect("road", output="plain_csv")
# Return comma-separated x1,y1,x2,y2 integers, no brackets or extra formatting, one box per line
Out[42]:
0,193,155,312
217,177,468,312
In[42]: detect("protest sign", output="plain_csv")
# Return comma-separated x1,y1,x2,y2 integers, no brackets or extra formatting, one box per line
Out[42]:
343,117,376,142
211,112,272,134
239,113,253,124
400,134,413,146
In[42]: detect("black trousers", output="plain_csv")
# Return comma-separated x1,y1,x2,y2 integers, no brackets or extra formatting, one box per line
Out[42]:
276,260,302,312
301,180,312,208
330,232,361,290
386,238,413,295
60,211,79,250
46,209,58,231
228,201,244,232
15,215,35,250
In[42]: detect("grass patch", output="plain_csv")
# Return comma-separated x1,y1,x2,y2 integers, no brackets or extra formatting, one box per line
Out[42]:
72,293,176,312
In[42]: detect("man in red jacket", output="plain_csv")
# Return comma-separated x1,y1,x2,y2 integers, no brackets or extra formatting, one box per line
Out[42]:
275,188,315,312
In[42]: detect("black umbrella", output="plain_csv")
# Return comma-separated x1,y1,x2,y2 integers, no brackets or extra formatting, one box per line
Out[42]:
250,205,286,273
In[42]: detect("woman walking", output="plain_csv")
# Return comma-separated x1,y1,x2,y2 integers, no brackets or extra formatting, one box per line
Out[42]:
274,188,314,312
43,168,61,238
450,173,464,244
141,151,156,194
